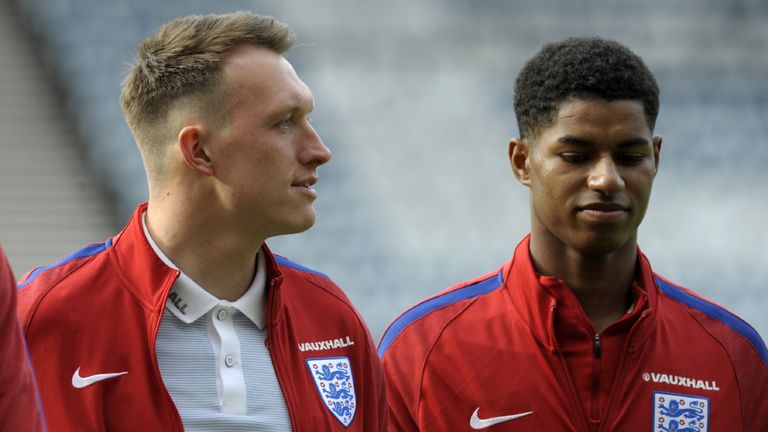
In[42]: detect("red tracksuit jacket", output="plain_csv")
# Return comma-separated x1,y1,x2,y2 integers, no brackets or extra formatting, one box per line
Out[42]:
1,245,46,431
17,203,386,431
379,236,768,431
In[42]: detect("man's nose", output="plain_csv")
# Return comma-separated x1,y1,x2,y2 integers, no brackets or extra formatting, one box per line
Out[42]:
587,156,624,194
302,124,332,166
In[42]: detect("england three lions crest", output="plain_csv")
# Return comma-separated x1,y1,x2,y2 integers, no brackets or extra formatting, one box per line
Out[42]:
653,391,709,432
307,357,357,427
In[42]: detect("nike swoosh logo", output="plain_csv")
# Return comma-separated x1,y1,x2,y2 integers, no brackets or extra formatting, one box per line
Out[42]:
71,367,128,389
470,408,533,429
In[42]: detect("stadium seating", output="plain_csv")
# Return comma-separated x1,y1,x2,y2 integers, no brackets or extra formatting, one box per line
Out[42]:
8,0,768,339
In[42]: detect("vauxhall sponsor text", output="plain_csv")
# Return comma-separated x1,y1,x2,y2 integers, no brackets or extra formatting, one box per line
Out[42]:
643,371,720,391
298,336,355,352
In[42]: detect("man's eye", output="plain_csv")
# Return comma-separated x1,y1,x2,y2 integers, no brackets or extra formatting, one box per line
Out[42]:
276,117,292,129
615,153,645,164
560,153,588,164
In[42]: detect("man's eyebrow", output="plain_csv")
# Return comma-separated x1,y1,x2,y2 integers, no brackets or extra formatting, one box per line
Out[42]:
616,137,650,147
557,135,593,146
556,136,650,147
283,94,315,116
265,98,314,122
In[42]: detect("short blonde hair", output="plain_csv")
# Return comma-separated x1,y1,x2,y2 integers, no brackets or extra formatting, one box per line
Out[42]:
120,11,295,179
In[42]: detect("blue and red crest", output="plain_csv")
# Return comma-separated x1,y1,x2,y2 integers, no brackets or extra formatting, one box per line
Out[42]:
306,357,357,427
653,391,709,432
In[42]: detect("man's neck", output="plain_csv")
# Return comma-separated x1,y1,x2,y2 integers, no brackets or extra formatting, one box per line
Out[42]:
530,235,637,333
145,198,265,302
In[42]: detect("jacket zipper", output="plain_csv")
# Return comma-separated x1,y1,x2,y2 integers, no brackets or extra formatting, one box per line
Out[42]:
591,333,602,427
596,310,650,432
593,334,602,359
265,279,300,431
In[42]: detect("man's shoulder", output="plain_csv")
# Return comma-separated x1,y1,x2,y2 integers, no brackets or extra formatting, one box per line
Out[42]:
378,267,506,359
17,238,113,323
272,254,378,351
272,254,356,307
274,254,329,280
654,274,768,369
274,254,336,290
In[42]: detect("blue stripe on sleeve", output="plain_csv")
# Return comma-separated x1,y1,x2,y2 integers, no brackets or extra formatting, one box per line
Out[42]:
656,276,768,367
274,255,327,278
18,238,112,289
378,271,504,358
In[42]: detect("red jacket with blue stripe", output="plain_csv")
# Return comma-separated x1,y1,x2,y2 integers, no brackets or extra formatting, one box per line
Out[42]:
17,203,386,431
379,236,768,431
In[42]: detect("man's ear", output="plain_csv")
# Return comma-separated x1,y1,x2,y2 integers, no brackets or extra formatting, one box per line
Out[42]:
652,135,662,173
509,137,532,186
178,125,214,177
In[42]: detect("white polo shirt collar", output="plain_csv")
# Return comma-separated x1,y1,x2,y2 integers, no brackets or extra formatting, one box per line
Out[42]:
141,213,266,328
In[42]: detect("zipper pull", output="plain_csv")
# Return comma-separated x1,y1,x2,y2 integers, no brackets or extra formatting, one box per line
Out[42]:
593,333,602,359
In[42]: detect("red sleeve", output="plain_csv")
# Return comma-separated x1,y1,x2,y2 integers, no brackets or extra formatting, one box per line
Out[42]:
362,324,389,432
342,288,388,431
379,283,479,432
380,308,453,432
687,306,768,430
381,330,430,432
1,246,46,431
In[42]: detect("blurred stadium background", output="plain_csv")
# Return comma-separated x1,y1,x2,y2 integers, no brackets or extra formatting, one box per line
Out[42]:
1,0,766,341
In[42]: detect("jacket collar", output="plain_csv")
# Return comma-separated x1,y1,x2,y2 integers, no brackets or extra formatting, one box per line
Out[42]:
108,202,285,316
502,235,658,353
142,212,269,328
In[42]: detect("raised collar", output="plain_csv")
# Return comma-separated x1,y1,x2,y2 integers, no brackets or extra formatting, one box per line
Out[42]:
503,235,658,352
141,212,267,328
108,203,284,319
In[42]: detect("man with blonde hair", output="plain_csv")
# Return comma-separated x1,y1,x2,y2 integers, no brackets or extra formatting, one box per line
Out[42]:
18,12,386,431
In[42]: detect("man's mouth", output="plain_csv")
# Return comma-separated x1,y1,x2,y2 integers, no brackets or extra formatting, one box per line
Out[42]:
291,177,318,197
578,203,628,212
577,203,629,221
292,176,317,189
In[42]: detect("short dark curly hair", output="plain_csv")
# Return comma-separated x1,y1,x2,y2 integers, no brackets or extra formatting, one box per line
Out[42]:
514,37,659,140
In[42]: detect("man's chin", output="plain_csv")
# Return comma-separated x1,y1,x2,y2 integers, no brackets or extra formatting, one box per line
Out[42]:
272,213,316,237
575,234,635,257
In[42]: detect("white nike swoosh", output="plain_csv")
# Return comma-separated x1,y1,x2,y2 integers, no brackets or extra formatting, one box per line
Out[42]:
71,367,128,389
470,408,533,429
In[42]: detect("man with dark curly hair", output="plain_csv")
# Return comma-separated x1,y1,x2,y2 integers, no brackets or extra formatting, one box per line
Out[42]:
379,37,768,431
